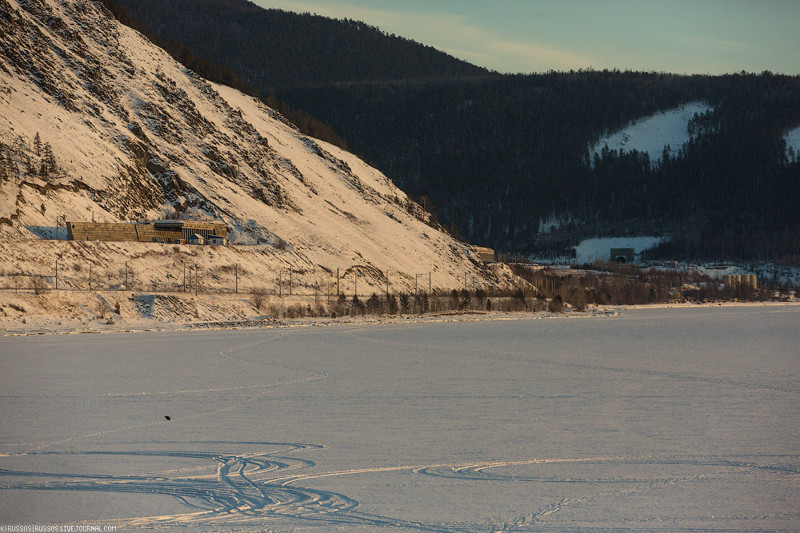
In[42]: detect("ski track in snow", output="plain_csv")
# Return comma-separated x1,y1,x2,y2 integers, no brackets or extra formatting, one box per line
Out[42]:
2,321,798,531
2,449,797,531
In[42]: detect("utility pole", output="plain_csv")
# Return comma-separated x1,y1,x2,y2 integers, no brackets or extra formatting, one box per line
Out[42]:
125,261,128,291
55,257,58,290
289,270,293,295
415,274,419,296
88,264,92,291
465,272,467,291
354,271,358,297
428,272,431,294
194,263,198,296
385,271,389,297
336,268,340,296
182,261,186,293
235,263,238,294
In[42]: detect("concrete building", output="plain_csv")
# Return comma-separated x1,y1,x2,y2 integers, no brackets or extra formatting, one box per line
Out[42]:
473,246,495,263
610,248,635,263
66,220,228,244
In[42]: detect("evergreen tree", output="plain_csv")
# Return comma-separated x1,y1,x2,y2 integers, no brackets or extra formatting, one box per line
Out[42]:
40,143,56,180
351,294,364,315
399,293,410,314
387,293,398,315
366,293,382,314
24,155,35,177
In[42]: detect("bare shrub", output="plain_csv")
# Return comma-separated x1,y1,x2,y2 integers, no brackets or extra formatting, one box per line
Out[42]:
531,298,547,312
31,276,50,295
10,273,24,293
218,264,250,276
95,298,110,318
251,287,268,310
547,295,564,313
285,304,306,318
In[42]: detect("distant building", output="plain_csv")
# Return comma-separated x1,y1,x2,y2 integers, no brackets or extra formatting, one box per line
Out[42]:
188,233,205,245
66,220,228,245
610,248,635,263
207,234,225,245
473,246,495,263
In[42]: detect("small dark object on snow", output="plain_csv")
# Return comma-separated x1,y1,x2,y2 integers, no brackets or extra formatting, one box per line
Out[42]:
164,415,172,421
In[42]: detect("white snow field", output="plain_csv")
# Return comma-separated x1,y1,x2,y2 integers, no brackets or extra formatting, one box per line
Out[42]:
1,306,798,532
592,101,712,164
785,125,800,160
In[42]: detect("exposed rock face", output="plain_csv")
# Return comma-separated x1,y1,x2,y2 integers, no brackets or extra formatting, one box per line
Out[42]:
0,0,495,291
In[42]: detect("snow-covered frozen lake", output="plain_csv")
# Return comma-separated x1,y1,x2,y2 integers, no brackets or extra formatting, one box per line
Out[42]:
1,306,798,532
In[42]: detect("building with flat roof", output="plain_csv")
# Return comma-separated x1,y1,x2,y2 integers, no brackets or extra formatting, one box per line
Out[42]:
66,220,228,244
473,246,495,263
610,248,635,263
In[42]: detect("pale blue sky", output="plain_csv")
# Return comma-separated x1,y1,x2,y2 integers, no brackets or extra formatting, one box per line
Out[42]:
252,0,800,74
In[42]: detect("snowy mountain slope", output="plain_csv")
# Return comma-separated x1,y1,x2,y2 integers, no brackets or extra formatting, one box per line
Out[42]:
591,101,712,164
0,0,497,291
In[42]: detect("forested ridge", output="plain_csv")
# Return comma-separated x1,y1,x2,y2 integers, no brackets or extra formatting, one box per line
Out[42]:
110,0,800,262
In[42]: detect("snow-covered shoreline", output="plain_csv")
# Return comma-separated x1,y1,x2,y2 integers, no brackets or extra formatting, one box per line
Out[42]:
3,292,797,337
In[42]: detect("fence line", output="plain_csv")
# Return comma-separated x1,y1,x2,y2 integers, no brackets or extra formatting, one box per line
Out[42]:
0,266,494,298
